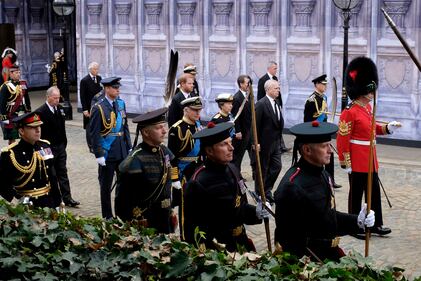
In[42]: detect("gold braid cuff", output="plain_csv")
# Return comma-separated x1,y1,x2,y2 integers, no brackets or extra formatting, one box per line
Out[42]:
342,152,351,169
171,167,179,180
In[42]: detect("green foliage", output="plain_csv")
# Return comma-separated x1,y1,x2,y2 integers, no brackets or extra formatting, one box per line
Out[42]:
0,199,414,280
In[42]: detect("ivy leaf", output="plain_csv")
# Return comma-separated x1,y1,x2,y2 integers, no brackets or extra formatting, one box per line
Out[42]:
165,251,192,278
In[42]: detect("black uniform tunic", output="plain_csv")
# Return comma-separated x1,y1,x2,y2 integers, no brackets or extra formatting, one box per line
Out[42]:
184,159,261,252
274,158,360,261
115,142,174,234
0,139,61,208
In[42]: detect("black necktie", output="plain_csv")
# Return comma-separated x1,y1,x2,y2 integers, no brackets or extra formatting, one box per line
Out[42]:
54,107,59,116
93,76,97,83
272,75,278,81
112,101,117,113
274,100,279,121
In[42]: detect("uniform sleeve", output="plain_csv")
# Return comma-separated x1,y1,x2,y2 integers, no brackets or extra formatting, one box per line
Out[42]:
231,96,243,133
0,152,16,201
80,78,89,111
88,104,105,158
303,99,316,122
167,127,181,181
336,109,353,169
376,123,389,136
335,211,360,235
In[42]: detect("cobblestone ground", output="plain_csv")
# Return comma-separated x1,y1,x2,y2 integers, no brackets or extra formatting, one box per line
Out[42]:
1,92,421,279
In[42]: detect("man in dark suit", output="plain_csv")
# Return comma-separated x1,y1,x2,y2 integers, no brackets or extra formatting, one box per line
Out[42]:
89,77,132,219
255,79,284,203
257,61,290,153
167,73,194,127
231,75,252,174
35,86,80,207
79,62,102,151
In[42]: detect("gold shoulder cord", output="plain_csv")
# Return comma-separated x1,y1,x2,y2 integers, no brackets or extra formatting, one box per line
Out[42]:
312,96,327,118
97,104,116,136
9,150,46,188
177,126,194,152
6,83,21,103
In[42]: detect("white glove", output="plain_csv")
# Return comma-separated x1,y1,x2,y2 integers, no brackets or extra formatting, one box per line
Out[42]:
343,167,352,174
172,181,182,190
256,201,271,219
387,121,402,134
357,203,375,229
96,157,106,166
2,120,9,124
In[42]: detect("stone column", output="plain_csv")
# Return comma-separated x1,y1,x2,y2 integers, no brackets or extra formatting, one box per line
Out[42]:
213,0,233,35
30,5,44,30
144,0,163,34
115,2,132,34
383,0,411,35
249,0,272,35
86,2,102,33
177,0,197,34
291,0,316,34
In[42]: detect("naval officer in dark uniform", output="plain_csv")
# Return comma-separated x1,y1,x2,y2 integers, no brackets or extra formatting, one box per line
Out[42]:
115,107,176,233
184,122,270,252
89,77,131,219
274,121,375,261
0,112,61,208
303,74,341,188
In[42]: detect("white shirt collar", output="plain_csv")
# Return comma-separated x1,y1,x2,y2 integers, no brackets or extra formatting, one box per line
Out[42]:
46,101,55,113
267,72,274,80
105,95,115,106
180,90,190,99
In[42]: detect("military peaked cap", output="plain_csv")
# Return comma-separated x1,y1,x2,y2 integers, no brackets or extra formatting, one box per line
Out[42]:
101,77,121,87
181,96,203,109
312,74,328,85
193,122,234,147
290,121,338,144
13,112,43,128
133,107,168,128
215,93,234,103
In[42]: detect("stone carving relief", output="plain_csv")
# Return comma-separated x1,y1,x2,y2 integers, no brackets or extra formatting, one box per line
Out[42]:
382,0,411,35
143,48,164,76
3,4,20,30
247,51,276,79
86,46,105,68
29,38,48,60
210,50,236,80
176,48,200,74
290,0,316,35
144,0,163,34
288,54,316,84
177,0,197,35
249,0,272,36
114,47,135,74
86,2,102,33
212,0,233,36
115,1,132,34
29,3,44,30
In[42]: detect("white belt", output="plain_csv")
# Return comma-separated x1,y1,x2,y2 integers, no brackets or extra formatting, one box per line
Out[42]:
350,139,376,146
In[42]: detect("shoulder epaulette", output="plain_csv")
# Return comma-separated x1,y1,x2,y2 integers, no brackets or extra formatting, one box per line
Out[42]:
214,113,221,119
1,141,19,153
306,95,315,102
39,139,51,145
171,119,183,128
289,167,301,183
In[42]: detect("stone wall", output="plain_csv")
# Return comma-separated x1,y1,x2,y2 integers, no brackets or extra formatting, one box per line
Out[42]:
74,0,420,141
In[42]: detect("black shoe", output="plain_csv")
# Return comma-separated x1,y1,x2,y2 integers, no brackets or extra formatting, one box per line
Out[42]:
351,233,366,240
333,183,342,189
64,198,80,207
371,226,391,236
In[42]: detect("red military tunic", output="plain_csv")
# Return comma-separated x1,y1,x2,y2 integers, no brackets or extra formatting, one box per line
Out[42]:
336,101,389,173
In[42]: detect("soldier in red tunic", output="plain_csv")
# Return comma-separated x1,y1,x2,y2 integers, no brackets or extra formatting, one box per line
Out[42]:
336,56,401,237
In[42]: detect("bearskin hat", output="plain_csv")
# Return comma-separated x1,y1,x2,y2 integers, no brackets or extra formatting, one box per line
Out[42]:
345,56,378,100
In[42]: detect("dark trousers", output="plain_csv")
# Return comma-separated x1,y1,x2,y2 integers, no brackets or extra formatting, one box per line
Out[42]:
98,160,121,219
325,153,335,181
348,172,383,227
232,132,251,173
85,123,93,153
51,143,72,202
256,140,282,198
